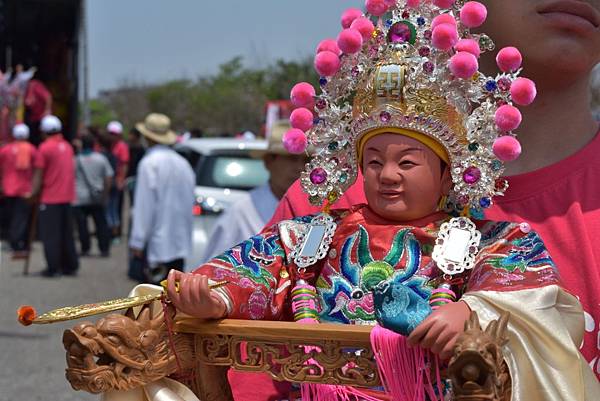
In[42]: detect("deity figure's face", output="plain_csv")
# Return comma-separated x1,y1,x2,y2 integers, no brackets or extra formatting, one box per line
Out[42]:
479,0,600,83
361,133,451,222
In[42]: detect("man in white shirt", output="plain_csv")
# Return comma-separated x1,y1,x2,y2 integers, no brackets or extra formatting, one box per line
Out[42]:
200,121,307,263
129,113,195,283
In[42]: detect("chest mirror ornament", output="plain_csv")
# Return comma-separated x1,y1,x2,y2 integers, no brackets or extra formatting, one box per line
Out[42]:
291,213,337,269
432,217,481,275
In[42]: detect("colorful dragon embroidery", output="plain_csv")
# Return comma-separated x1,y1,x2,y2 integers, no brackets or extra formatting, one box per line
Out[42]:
319,226,430,324
484,231,555,273
215,233,285,288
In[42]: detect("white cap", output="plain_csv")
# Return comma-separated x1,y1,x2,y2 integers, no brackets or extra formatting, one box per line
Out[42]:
107,121,123,135
12,123,30,140
242,131,256,140
40,115,62,133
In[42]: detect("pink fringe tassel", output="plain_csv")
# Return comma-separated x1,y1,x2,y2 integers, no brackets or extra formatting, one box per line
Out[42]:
370,325,444,401
301,382,383,401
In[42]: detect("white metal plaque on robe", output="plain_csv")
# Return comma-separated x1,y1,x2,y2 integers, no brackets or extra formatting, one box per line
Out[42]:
291,214,337,269
432,217,481,275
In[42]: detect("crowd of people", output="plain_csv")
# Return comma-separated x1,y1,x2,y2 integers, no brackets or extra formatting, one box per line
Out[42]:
0,106,303,285
0,112,139,274
0,115,129,275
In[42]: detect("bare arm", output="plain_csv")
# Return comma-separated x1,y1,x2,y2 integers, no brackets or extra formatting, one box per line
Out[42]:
29,168,43,199
103,175,112,204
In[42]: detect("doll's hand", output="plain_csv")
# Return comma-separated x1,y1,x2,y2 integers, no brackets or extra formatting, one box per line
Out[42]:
166,270,227,320
407,301,471,360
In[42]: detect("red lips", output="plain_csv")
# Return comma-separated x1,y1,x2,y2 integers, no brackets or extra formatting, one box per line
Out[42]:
378,190,404,200
538,0,600,28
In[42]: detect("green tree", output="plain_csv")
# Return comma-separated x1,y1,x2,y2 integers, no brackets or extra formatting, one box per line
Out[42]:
88,99,116,128
92,56,318,135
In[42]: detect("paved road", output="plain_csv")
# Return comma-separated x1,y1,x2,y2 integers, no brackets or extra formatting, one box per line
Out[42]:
0,240,136,401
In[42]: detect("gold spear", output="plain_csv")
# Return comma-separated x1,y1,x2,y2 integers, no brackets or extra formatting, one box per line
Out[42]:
17,280,228,325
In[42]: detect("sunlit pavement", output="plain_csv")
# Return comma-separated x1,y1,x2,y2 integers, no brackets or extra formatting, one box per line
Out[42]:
0,239,136,401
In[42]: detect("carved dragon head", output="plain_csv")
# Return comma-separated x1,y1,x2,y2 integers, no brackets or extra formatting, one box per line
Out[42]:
448,311,511,401
62,305,192,393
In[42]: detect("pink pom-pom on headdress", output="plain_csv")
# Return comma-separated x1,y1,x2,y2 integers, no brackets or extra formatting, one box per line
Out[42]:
283,128,308,154
432,23,459,51
316,39,341,55
460,1,487,28
493,135,522,162
365,0,389,16
449,52,479,79
495,104,522,131
341,8,363,28
496,47,522,73
433,0,455,9
431,14,456,30
351,17,375,41
337,28,364,54
406,0,420,7
384,0,397,6
455,39,481,58
290,108,314,132
314,51,341,77
290,82,316,109
510,77,537,106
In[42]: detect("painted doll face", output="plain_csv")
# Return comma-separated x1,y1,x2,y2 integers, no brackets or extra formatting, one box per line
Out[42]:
478,0,600,81
362,134,451,222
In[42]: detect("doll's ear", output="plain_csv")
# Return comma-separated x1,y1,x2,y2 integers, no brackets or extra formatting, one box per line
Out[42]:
441,163,452,195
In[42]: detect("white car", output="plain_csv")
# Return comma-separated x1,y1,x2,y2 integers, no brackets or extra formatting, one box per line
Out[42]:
175,138,270,271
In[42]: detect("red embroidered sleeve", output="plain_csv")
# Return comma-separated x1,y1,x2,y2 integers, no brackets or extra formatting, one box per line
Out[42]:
192,223,295,320
466,222,561,292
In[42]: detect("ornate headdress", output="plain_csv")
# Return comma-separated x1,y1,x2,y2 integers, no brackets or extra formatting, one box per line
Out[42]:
286,0,536,216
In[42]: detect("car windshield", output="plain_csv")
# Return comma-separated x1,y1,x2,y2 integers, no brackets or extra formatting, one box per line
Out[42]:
196,155,269,190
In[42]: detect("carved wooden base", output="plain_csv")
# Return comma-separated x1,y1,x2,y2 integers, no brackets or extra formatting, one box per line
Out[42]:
63,312,511,401
178,319,380,389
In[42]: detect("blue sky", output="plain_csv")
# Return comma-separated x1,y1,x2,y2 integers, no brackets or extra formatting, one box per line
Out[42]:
87,0,363,95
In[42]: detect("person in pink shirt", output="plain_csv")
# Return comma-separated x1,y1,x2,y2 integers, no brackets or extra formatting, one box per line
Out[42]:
0,123,37,258
268,0,600,380
30,115,78,277
105,121,130,240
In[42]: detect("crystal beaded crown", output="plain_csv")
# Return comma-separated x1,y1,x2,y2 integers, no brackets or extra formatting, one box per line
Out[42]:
288,0,536,215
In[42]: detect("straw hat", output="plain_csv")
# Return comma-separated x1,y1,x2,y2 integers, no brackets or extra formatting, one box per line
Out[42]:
135,113,177,145
250,120,292,158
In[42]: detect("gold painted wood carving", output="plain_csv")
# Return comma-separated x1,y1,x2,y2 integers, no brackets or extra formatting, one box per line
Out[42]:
179,319,380,388
195,335,379,387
